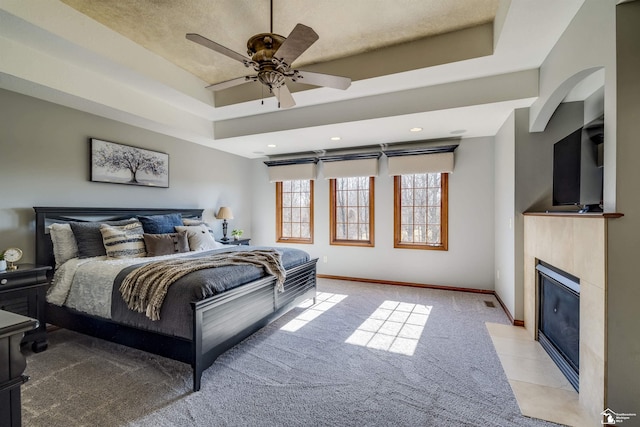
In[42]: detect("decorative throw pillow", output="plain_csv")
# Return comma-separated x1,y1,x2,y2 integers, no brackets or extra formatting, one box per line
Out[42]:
137,213,183,234
174,224,224,251
99,222,146,258
181,218,203,226
49,223,79,267
182,218,215,235
70,218,139,258
143,231,190,257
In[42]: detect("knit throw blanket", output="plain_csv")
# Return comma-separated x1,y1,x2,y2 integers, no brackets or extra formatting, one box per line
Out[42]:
120,249,286,321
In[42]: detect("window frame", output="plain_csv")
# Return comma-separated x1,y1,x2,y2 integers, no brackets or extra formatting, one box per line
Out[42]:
393,173,448,251
275,180,314,244
329,176,375,247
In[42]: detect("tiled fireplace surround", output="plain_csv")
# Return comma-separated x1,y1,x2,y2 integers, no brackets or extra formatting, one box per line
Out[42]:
523,212,611,424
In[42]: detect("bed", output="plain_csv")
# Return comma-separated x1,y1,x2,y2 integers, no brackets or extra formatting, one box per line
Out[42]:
34,207,317,391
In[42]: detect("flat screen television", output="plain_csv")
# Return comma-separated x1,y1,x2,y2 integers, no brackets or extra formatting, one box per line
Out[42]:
552,116,603,209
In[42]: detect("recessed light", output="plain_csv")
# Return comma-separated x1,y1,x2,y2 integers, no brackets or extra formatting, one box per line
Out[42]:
410,127,423,132
450,129,466,135
267,144,277,148
330,136,341,141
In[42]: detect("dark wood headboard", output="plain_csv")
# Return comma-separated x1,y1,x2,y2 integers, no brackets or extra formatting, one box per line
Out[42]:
34,207,204,271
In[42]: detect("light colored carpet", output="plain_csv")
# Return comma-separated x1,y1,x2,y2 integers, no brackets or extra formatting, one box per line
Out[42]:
21,278,560,426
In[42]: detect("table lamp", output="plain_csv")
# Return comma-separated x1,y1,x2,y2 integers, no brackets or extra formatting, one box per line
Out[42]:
216,207,234,241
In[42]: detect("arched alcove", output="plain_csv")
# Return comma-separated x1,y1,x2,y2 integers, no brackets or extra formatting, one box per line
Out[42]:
529,67,603,132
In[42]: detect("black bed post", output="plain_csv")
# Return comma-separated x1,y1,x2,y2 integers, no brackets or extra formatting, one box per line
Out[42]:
193,368,202,392
192,303,203,392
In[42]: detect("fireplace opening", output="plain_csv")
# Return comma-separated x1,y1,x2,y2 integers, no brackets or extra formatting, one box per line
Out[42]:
536,262,580,391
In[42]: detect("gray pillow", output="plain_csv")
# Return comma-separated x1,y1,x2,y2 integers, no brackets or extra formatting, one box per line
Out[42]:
143,231,190,257
70,218,138,258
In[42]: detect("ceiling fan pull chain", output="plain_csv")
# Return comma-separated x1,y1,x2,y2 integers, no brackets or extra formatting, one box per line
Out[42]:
270,0,273,33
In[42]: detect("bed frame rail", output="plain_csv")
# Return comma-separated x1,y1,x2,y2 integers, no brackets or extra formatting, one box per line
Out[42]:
192,259,317,391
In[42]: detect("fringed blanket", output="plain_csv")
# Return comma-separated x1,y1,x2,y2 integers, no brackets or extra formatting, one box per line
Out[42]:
120,249,286,321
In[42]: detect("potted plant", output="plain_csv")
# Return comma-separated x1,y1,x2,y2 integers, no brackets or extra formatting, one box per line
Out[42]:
231,229,243,241
0,251,6,272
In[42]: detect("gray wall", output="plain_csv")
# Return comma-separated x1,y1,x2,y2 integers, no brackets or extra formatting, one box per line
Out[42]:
514,102,585,214
0,89,253,263
607,0,640,413
493,102,585,321
513,103,585,322
493,111,516,317
251,137,496,290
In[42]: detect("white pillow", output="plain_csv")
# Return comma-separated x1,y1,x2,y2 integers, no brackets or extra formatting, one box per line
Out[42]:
182,218,208,227
181,218,216,234
49,223,79,267
174,224,224,251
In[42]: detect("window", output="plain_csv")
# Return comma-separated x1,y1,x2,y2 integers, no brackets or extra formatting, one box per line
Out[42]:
330,177,374,246
394,173,448,250
276,180,314,243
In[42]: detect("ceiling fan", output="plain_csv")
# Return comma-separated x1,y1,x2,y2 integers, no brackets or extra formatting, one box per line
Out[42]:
186,3,351,108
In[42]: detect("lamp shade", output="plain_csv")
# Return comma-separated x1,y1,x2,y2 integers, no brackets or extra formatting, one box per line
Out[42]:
216,207,234,220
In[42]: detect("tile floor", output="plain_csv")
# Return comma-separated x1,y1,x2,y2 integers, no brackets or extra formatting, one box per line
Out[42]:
486,322,594,427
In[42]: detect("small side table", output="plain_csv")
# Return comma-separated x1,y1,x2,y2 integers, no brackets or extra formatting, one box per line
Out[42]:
0,264,51,352
0,310,38,427
217,238,251,246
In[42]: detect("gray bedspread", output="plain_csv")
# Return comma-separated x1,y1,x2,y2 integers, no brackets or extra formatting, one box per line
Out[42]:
111,246,310,339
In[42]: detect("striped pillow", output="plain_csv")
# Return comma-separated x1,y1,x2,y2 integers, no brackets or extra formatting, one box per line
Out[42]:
100,222,146,258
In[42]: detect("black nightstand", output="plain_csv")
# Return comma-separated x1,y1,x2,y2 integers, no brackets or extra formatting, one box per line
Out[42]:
0,310,38,427
217,238,251,246
0,264,51,352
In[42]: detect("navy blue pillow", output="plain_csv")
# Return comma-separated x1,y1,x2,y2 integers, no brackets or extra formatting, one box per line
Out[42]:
137,213,183,234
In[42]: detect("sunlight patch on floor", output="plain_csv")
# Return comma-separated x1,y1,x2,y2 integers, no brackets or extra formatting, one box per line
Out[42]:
345,300,431,356
280,292,348,332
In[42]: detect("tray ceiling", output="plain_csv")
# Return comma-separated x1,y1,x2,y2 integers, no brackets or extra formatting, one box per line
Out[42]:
60,0,500,86
0,1,589,158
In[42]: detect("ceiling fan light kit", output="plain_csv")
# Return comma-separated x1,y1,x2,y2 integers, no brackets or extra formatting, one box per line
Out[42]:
186,12,351,109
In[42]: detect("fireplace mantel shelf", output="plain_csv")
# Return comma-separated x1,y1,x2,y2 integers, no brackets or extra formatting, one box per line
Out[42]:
524,211,624,219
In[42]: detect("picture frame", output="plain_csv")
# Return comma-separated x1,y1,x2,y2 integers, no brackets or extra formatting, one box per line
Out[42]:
90,138,169,188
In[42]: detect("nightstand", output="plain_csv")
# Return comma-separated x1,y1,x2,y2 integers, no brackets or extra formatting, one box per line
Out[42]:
0,310,38,427
217,238,251,246
0,264,51,352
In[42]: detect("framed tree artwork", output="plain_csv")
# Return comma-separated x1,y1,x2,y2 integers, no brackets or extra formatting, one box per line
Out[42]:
90,138,169,188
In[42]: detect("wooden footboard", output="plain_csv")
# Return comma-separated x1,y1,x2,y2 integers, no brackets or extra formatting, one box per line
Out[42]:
192,258,317,391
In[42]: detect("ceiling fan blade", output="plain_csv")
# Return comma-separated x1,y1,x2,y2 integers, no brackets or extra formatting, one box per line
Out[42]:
206,76,256,91
186,33,249,64
274,24,319,66
274,84,296,109
294,70,351,90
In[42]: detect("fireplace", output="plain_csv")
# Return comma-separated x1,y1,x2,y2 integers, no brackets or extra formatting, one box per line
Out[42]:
525,213,609,421
536,262,580,391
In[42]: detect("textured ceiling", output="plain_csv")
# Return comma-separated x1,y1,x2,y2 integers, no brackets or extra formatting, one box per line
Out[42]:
60,0,499,86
